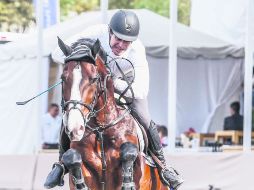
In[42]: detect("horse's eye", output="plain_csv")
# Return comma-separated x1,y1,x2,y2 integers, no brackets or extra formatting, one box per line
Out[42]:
61,69,70,82
61,74,66,82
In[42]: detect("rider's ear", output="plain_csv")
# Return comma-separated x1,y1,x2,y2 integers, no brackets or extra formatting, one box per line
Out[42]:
57,36,72,56
92,39,101,58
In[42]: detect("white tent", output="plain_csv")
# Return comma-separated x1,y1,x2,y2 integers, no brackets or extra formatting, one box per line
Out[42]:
0,9,244,154
190,0,254,46
190,0,254,151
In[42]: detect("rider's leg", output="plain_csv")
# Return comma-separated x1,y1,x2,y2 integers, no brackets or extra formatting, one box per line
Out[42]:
127,98,184,189
44,124,70,189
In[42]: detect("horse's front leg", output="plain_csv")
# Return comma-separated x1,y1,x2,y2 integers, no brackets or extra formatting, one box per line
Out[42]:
62,148,89,190
120,142,138,190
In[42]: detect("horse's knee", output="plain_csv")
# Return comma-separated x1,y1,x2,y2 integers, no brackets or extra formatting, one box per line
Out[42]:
120,142,138,190
61,149,88,190
120,142,138,162
61,148,82,169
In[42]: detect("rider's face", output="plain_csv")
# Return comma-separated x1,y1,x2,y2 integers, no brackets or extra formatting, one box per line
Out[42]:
109,33,132,56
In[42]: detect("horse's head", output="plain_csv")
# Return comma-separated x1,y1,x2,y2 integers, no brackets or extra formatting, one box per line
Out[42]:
58,37,111,141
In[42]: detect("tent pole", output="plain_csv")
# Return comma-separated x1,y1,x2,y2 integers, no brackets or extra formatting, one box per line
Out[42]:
167,0,178,152
35,0,44,153
243,0,253,152
100,0,108,24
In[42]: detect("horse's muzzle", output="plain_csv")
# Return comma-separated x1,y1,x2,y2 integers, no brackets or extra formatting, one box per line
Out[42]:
63,109,86,141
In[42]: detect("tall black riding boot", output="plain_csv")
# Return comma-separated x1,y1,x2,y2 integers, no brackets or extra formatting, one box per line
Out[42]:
44,125,70,189
147,121,184,190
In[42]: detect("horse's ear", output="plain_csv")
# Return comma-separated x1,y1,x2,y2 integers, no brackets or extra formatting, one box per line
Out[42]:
92,39,101,58
57,36,72,56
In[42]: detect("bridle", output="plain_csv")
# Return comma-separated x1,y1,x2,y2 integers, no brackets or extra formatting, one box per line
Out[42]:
61,55,131,190
61,60,112,137
16,38,136,190
61,51,134,135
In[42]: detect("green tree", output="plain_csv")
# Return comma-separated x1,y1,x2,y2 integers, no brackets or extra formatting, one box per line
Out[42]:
60,0,99,20
0,0,190,32
0,0,100,31
132,0,169,17
109,0,134,9
0,0,34,32
109,0,191,25
178,0,191,25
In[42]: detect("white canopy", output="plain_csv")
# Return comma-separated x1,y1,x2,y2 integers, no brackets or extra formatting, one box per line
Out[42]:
0,9,243,61
0,9,244,154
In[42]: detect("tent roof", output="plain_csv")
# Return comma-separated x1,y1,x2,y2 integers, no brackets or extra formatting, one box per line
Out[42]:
0,9,243,61
138,9,228,48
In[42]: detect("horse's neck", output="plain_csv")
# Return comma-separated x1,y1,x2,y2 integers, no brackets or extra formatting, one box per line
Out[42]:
95,55,119,125
95,82,119,125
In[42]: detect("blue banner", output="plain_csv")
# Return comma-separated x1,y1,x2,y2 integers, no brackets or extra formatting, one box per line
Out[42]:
33,0,59,28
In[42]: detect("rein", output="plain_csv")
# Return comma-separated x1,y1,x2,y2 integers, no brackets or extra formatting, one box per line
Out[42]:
61,54,135,132
106,55,135,106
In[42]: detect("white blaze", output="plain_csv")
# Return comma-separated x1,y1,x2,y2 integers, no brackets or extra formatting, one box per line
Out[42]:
67,66,86,141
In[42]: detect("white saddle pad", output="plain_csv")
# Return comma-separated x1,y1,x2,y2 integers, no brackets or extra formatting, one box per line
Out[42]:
134,119,156,167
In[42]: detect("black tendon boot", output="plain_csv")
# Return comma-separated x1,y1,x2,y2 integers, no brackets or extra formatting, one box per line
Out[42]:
62,149,88,190
44,126,70,189
147,121,184,190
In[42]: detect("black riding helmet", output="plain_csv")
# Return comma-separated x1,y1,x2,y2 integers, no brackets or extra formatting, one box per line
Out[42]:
109,10,140,42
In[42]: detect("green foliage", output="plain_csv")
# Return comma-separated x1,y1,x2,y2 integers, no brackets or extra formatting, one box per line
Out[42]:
0,0,190,32
0,0,34,32
60,0,99,20
178,0,191,25
0,0,100,31
132,0,169,18
109,0,191,25
109,0,134,9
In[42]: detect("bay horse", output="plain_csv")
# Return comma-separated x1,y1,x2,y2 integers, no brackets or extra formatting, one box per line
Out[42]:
58,37,169,190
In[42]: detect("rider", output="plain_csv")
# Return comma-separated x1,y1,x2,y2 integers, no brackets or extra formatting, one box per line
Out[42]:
45,9,183,189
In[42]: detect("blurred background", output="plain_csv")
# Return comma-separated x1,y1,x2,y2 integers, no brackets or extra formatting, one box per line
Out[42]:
0,0,254,190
